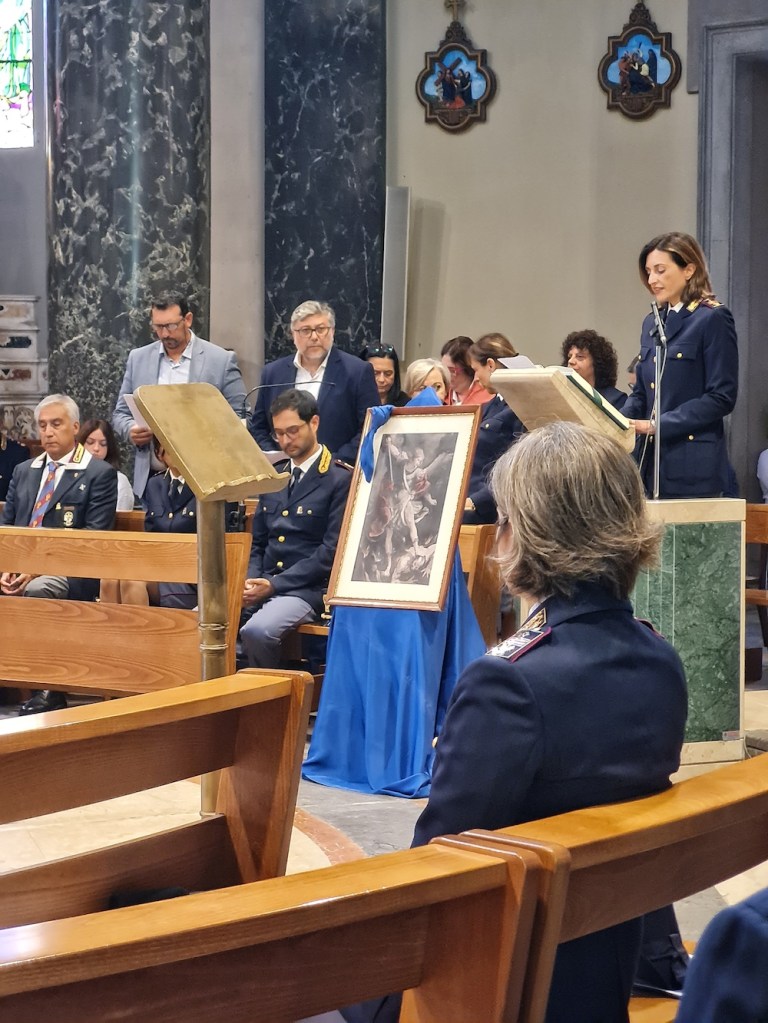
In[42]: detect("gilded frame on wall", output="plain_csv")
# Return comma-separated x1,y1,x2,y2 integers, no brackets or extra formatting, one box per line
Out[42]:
328,406,480,611
597,1,682,121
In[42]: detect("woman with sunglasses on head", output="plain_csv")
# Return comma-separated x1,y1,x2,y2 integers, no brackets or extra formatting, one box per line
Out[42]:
440,335,493,406
623,232,738,498
359,344,409,406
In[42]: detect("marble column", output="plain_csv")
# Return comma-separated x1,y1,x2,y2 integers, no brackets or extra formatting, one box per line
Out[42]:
46,0,210,419
264,0,385,360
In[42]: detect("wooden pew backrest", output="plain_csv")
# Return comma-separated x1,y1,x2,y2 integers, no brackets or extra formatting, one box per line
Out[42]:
0,840,541,1023
0,670,313,929
0,526,251,690
453,752,768,1023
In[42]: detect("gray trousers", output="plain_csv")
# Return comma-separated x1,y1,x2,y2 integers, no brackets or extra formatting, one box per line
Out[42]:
240,595,315,668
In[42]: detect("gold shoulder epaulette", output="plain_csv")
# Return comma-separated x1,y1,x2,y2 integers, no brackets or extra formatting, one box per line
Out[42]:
71,443,86,463
334,459,354,471
318,446,333,474
701,297,722,308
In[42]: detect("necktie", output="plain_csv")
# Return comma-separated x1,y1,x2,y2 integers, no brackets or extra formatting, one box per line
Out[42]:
29,461,59,528
288,467,302,496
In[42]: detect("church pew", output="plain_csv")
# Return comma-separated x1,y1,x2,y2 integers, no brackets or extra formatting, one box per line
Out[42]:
0,525,251,694
0,838,543,1023
0,671,313,929
442,752,768,1023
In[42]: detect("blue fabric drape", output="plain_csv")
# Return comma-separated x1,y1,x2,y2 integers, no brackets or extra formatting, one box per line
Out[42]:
302,553,486,797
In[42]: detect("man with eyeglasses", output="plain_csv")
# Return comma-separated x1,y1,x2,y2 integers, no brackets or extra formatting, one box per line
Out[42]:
249,300,378,465
240,388,352,668
112,295,247,497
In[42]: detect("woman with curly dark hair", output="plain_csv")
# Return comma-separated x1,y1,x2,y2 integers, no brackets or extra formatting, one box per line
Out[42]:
560,329,627,410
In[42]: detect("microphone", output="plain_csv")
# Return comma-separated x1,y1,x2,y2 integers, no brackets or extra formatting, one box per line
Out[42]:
240,380,337,418
650,301,668,346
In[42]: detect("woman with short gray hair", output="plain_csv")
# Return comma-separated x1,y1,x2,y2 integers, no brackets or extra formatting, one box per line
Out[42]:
410,421,689,1023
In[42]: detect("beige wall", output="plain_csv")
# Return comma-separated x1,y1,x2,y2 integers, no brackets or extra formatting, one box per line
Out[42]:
388,0,699,376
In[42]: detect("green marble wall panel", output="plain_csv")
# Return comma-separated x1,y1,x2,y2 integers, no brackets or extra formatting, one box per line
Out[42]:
633,521,741,742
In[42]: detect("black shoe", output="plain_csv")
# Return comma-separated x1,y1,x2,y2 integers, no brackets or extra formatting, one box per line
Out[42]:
18,690,68,715
632,932,689,999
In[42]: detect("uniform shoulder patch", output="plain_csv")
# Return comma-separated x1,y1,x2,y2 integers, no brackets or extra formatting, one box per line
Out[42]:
487,625,551,663
637,617,663,637
334,459,354,471
700,297,722,308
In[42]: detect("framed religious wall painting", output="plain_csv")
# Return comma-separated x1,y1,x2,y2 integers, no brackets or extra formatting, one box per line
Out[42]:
416,14,497,133
597,1,681,120
327,405,480,611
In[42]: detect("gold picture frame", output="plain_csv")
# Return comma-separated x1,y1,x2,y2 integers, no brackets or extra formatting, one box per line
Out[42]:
328,405,480,611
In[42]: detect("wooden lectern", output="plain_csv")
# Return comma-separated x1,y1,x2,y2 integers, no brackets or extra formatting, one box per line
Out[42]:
491,366,636,452
133,383,290,809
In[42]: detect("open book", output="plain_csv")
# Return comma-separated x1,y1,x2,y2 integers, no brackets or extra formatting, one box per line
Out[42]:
491,366,635,452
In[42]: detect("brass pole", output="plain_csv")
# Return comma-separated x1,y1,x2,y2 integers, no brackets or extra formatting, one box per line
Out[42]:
197,498,229,813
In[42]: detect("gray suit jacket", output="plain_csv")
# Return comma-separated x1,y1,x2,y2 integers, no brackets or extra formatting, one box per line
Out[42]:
112,333,247,496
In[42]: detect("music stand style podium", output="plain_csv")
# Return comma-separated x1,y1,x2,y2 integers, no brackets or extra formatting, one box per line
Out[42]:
134,383,290,809
492,367,745,771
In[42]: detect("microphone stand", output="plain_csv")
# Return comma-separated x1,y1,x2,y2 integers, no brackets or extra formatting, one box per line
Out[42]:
650,301,667,500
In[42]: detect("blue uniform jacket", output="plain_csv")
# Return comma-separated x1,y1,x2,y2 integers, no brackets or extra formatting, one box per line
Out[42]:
676,886,768,1023
413,582,688,1023
142,473,199,534
463,395,522,524
249,347,379,464
0,438,28,502
2,447,117,601
248,447,352,614
622,300,738,497
598,383,628,411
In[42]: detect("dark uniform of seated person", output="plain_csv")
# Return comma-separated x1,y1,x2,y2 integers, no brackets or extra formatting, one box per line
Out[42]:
1,393,117,714
342,422,688,1023
240,388,352,668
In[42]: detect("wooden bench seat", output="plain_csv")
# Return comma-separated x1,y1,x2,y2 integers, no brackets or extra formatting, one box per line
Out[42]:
0,670,313,931
0,525,251,694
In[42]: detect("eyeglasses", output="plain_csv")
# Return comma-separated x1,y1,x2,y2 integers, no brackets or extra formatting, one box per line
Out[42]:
271,424,306,442
293,324,331,339
365,345,396,358
152,321,183,335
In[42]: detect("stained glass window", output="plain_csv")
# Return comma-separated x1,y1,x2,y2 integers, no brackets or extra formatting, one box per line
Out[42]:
0,0,33,148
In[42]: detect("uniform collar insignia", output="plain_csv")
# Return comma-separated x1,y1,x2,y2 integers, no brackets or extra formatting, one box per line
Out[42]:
318,446,332,474
523,606,547,630
71,443,86,464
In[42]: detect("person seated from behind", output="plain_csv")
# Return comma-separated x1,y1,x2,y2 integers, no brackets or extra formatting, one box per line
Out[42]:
359,344,409,406
560,328,628,410
440,335,493,406
402,358,450,403
342,422,688,1023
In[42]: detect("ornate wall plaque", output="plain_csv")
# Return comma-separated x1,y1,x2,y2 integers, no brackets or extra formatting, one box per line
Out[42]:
597,1,681,120
416,2,497,133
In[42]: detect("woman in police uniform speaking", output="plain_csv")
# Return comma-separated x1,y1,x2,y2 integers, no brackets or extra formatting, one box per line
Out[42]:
623,231,738,498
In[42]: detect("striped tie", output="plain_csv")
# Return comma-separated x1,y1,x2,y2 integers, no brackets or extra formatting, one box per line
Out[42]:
28,461,59,528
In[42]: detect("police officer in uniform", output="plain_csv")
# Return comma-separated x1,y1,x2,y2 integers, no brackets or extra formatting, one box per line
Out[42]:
342,422,688,1023
240,388,352,668
624,231,738,498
